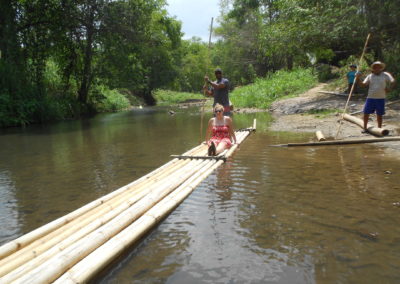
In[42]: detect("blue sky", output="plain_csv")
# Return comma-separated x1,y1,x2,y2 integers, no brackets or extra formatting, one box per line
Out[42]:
166,0,220,42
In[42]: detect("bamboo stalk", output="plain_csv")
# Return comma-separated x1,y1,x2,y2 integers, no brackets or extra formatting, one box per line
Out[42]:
0,143,203,261
0,158,195,276
55,159,223,283
10,159,209,284
0,144,202,260
271,136,400,147
316,130,326,141
1,159,203,281
2,125,255,283
343,113,389,136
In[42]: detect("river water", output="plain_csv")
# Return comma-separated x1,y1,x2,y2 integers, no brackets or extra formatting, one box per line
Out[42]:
0,107,399,283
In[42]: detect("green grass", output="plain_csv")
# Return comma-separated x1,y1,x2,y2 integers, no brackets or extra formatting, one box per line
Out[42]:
154,89,205,106
230,68,318,109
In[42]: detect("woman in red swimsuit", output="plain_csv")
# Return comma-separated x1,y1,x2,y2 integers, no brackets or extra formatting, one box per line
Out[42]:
205,104,237,156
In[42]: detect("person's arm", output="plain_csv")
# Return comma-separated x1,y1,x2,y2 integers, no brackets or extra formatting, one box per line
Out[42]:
356,72,369,88
205,118,213,142
208,78,227,90
203,76,214,96
227,117,237,143
385,73,396,93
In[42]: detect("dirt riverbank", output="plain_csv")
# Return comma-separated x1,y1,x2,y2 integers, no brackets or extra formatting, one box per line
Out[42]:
269,83,400,140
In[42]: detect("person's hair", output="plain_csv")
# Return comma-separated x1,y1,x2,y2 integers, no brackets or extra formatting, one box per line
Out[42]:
214,103,224,112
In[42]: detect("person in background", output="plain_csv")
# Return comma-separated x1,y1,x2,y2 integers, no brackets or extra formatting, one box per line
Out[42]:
203,68,232,116
356,61,396,132
346,64,358,94
205,104,237,156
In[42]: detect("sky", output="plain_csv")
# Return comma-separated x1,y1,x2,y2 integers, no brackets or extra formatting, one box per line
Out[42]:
165,0,220,42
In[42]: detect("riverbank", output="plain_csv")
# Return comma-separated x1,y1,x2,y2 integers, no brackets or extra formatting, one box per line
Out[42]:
269,83,400,139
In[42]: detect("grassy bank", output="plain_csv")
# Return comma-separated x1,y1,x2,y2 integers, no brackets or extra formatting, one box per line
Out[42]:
153,90,205,106
230,68,318,109
154,68,318,109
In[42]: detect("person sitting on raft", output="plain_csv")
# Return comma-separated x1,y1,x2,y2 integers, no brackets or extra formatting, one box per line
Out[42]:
205,103,237,156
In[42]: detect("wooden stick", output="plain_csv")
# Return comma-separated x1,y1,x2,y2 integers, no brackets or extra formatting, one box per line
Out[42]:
200,17,214,143
335,33,371,139
343,113,389,136
271,136,400,147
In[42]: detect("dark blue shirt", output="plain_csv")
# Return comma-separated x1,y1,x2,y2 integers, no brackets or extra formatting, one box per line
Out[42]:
213,78,230,107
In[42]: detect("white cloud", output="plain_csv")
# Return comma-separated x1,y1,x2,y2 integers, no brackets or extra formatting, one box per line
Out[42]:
166,0,220,42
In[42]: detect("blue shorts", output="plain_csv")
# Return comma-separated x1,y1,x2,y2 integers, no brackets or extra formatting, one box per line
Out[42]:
363,98,385,115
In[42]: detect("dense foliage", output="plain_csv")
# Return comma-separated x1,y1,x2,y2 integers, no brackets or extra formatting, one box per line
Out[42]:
1,0,399,127
0,0,182,126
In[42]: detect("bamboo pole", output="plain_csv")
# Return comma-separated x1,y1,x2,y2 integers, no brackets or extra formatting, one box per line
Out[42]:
200,17,214,143
0,158,195,276
343,113,389,136
50,127,255,283
335,33,371,139
316,130,326,141
1,159,203,281
271,136,400,147
55,159,223,283
0,144,204,263
1,126,254,283
0,144,203,260
55,126,256,283
10,159,211,284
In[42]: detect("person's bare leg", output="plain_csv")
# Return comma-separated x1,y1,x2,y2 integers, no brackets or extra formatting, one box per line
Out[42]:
215,142,227,155
377,114,383,128
363,113,370,131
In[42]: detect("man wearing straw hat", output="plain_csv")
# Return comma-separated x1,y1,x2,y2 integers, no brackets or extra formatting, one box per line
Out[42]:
356,61,396,132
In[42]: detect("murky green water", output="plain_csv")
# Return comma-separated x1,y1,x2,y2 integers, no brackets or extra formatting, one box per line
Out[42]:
1,107,400,283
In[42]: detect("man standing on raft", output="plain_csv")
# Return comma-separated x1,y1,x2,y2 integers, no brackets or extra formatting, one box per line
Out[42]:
356,61,396,132
203,68,232,116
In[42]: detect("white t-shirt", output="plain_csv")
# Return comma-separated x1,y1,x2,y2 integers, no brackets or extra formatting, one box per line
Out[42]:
363,72,395,99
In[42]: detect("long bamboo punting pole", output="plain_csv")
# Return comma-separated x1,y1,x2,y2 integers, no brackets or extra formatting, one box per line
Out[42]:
54,124,255,283
0,144,204,261
335,33,371,139
272,136,400,147
343,113,389,136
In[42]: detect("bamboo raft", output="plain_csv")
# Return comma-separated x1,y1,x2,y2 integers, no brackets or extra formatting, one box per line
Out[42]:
0,119,256,284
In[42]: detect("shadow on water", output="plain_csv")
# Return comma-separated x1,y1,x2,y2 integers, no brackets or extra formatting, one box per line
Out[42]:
1,106,400,283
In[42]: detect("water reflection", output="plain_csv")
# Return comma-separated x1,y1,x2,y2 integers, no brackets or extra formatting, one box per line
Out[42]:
1,108,400,283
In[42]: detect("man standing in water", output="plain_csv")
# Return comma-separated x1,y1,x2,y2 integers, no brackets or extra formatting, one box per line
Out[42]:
356,61,396,132
203,68,232,116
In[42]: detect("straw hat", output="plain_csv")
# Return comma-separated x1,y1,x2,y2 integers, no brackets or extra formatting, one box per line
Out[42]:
371,61,385,69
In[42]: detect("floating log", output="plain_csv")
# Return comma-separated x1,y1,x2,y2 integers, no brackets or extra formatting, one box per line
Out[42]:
315,130,326,141
343,113,389,136
272,136,400,147
0,119,256,283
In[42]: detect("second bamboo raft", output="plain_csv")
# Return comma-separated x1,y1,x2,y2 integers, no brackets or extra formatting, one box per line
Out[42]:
0,119,256,284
